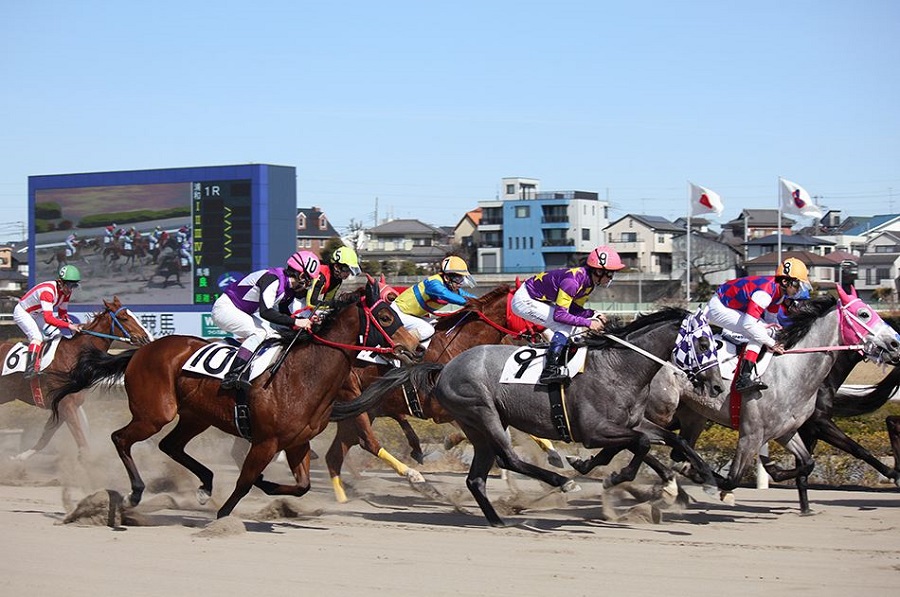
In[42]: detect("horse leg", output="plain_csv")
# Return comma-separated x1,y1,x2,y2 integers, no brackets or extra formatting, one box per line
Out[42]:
888,416,900,486
637,418,720,491
529,435,564,468
325,417,365,502
394,415,425,464
804,412,899,484
111,417,170,507
603,432,652,488
217,439,280,518
157,415,215,505
566,445,624,475
768,433,815,514
460,424,507,527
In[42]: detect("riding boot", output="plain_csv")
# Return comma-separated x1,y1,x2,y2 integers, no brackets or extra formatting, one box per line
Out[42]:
22,349,41,380
735,359,767,393
539,345,569,385
221,356,250,390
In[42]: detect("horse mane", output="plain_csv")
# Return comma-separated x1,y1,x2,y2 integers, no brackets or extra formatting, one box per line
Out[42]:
583,307,688,349
433,284,510,331
777,294,837,348
273,288,363,347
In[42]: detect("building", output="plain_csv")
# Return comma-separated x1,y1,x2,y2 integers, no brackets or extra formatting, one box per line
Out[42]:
476,177,610,274
296,206,340,255
604,214,684,274
359,218,452,270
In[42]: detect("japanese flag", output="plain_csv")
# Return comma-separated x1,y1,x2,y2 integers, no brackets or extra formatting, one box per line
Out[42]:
689,183,724,217
780,178,823,218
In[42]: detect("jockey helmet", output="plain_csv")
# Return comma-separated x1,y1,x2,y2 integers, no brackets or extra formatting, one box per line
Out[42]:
58,265,81,283
332,246,361,275
286,251,321,278
586,246,625,272
440,255,475,287
776,257,809,282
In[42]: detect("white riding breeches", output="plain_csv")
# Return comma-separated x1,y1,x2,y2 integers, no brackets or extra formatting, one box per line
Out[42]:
13,304,46,345
390,302,435,343
211,294,276,353
510,283,576,341
706,295,775,354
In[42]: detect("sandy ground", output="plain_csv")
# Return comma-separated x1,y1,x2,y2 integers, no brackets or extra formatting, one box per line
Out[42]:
0,373,899,597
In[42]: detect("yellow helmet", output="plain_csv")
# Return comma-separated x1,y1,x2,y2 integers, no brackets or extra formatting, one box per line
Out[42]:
440,255,475,287
776,258,809,282
332,246,361,275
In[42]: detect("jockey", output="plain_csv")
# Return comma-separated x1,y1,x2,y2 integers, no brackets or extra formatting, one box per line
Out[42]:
511,245,625,385
104,223,117,245
211,251,321,391
707,257,812,393
13,265,84,379
64,232,78,257
391,255,476,349
306,246,362,309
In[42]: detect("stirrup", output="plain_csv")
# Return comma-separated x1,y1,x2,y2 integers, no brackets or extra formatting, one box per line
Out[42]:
234,404,252,440
735,376,767,392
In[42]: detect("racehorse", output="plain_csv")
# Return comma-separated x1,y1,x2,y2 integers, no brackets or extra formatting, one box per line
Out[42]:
50,280,420,519
324,284,545,501
340,307,724,526
649,288,900,513
0,297,152,459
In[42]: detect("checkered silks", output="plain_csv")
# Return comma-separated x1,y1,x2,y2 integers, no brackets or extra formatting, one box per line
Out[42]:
673,307,718,375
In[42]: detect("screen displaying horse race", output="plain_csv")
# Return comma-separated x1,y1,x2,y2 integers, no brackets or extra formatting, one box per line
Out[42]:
28,164,297,337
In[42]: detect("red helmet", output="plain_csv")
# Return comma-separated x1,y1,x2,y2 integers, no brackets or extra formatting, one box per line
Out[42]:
586,246,625,271
286,251,321,277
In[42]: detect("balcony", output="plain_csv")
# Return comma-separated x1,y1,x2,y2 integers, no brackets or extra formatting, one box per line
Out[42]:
541,238,575,247
541,215,569,224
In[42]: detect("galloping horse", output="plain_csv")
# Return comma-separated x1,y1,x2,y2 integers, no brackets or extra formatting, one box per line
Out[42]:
50,280,420,518
649,289,900,513
0,297,152,459
342,308,724,526
325,284,541,501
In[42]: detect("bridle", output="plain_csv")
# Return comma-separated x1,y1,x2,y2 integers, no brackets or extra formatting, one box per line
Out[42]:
81,305,145,344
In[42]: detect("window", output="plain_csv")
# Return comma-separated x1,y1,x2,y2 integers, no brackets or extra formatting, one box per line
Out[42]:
515,205,530,218
582,228,590,241
657,234,665,244
297,213,306,230
622,232,637,242
506,184,515,195
318,216,328,231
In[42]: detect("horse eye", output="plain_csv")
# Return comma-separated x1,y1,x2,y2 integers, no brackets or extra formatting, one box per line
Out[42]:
858,309,872,321
697,337,711,351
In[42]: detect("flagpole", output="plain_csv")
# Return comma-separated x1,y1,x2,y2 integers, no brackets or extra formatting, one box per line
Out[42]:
777,177,783,264
686,181,692,305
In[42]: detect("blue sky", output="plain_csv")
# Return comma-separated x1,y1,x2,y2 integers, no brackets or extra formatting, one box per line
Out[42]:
2,1,899,243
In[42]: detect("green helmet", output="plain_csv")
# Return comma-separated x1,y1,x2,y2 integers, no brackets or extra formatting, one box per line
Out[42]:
58,265,81,282
332,246,361,276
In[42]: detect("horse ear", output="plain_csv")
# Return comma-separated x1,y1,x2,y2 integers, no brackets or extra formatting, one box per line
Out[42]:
515,276,522,289
836,283,849,303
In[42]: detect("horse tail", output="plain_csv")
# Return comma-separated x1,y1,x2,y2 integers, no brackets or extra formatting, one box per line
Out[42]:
49,346,137,422
832,366,900,417
330,362,444,421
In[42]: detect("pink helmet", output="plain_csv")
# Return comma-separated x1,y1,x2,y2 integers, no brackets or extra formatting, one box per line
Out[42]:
286,251,321,277
586,246,625,271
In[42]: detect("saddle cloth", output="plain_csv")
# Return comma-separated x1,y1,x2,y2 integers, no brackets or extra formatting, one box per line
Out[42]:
181,342,282,381
500,346,589,385
2,338,63,376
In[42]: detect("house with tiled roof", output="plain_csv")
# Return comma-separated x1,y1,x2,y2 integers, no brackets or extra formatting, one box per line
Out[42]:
743,250,841,286
296,206,340,255
720,209,796,261
744,233,835,259
855,230,900,300
360,218,453,270
604,214,685,274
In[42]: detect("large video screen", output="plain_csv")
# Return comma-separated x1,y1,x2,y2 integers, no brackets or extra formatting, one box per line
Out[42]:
33,180,253,306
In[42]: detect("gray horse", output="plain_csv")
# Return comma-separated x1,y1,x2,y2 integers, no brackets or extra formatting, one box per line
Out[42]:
338,307,724,527
646,290,900,513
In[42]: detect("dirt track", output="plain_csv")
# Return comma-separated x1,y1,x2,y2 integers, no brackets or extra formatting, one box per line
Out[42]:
0,391,899,597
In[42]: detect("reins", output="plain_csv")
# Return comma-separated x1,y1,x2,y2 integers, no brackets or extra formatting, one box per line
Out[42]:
81,306,138,344
309,301,402,355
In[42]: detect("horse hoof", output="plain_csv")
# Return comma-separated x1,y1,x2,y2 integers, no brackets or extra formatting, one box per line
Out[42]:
197,487,212,505
406,469,426,484
719,491,735,506
561,479,581,493
10,449,36,461
659,479,678,505
546,450,564,469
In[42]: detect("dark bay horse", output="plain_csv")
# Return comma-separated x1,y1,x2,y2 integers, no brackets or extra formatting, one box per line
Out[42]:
50,281,420,518
650,288,900,513
341,308,724,526
325,284,541,501
0,297,152,459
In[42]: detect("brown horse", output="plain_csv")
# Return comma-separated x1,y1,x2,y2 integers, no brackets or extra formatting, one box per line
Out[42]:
0,297,152,459
50,281,420,519
325,284,541,501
